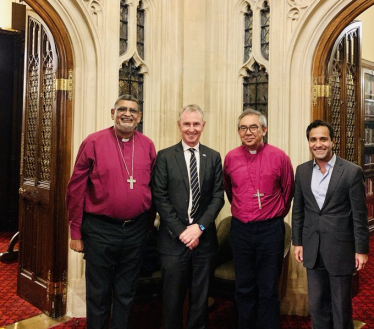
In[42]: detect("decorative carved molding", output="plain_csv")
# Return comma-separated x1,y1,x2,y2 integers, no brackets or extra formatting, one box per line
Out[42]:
287,0,311,9
81,0,103,27
286,0,314,31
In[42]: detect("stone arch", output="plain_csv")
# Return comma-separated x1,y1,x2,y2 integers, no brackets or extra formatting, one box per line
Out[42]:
312,0,374,119
285,0,374,163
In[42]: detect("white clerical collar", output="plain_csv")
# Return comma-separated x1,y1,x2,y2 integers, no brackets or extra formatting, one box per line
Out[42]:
249,150,257,154
182,140,200,152
113,127,134,142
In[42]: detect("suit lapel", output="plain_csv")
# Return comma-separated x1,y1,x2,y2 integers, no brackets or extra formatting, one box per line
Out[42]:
199,144,207,188
305,161,321,211
321,157,344,210
174,142,190,191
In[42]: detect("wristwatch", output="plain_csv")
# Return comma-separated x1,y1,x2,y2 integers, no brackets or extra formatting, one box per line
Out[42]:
198,224,205,231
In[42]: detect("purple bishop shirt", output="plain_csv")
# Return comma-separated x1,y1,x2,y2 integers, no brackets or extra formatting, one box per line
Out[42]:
223,143,294,223
66,127,156,239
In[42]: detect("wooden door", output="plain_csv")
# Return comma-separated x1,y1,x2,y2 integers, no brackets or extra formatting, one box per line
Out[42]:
17,13,68,318
313,21,362,164
312,21,362,296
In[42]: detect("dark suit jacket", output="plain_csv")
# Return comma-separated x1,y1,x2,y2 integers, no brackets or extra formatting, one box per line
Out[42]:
292,156,369,276
152,142,225,255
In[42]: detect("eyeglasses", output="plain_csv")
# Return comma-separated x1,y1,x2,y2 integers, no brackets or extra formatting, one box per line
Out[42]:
238,125,260,134
116,107,140,115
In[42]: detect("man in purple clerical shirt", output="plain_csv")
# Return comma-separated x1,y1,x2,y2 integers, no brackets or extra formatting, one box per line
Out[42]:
66,94,156,329
223,108,294,329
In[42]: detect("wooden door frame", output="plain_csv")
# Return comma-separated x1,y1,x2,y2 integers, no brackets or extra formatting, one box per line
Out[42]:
19,0,73,317
312,0,374,120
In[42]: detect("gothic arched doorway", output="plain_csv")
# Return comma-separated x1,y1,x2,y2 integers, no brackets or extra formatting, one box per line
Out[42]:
311,0,374,233
16,0,73,317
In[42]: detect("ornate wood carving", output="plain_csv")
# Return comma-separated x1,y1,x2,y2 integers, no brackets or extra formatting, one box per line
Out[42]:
18,0,74,317
323,23,360,163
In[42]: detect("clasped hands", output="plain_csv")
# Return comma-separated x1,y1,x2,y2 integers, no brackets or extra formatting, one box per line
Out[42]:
179,224,203,250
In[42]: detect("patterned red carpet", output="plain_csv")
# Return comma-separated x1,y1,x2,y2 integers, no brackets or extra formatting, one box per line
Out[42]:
1,231,373,328
50,236,374,329
0,231,42,327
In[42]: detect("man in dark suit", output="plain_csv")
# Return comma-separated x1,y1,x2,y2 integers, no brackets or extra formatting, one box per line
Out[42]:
292,120,369,329
152,104,224,329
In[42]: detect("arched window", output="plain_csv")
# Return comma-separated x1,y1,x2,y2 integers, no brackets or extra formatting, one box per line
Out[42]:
260,2,270,60
244,5,253,63
119,0,148,132
137,1,145,59
119,0,129,55
243,62,268,116
119,59,144,132
242,1,270,122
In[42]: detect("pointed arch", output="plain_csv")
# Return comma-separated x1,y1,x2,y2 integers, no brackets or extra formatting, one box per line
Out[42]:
312,0,374,119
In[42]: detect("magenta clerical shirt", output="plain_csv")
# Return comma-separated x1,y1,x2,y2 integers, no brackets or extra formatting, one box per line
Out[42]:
223,143,294,223
66,127,156,239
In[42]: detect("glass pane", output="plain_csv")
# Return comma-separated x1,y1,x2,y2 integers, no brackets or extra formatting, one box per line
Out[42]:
260,2,270,60
244,6,253,63
119,0,128,55
119,59,144,132
137,1,145,59
243,62,268,118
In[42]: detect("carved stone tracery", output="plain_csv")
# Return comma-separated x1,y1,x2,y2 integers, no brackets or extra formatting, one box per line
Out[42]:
286,0,315,31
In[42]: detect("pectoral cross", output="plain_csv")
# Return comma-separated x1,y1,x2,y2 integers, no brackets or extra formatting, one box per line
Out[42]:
127,176,136,190
253,189,264,209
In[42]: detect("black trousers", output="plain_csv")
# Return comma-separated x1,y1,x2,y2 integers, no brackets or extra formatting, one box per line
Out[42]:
81,212,149,329
160,248,215,329
231,216,285,329
307,252,353,329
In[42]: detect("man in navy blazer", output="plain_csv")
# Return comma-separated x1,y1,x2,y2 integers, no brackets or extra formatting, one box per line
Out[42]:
292,120,369,328
152,104,224,329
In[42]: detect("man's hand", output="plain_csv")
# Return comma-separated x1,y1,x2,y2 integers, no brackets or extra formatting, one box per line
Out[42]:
70,239,84,253
355,253,368,271
294,245,303,263
179,224,203,249
188,238,200,250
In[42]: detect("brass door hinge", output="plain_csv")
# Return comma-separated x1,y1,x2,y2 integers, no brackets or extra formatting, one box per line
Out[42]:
55,70,73,101
312,78,330,106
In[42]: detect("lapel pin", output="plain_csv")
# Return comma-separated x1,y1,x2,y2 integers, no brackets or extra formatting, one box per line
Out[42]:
202,154,206,157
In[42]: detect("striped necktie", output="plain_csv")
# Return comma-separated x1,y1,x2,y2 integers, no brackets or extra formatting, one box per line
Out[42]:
189,148,201,219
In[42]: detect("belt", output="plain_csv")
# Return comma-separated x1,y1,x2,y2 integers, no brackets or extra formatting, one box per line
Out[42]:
233,216,283,225
86,212,140,226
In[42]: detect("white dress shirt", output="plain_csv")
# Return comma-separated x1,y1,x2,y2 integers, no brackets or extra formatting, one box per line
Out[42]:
311,154,336,209
182,140,201,223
